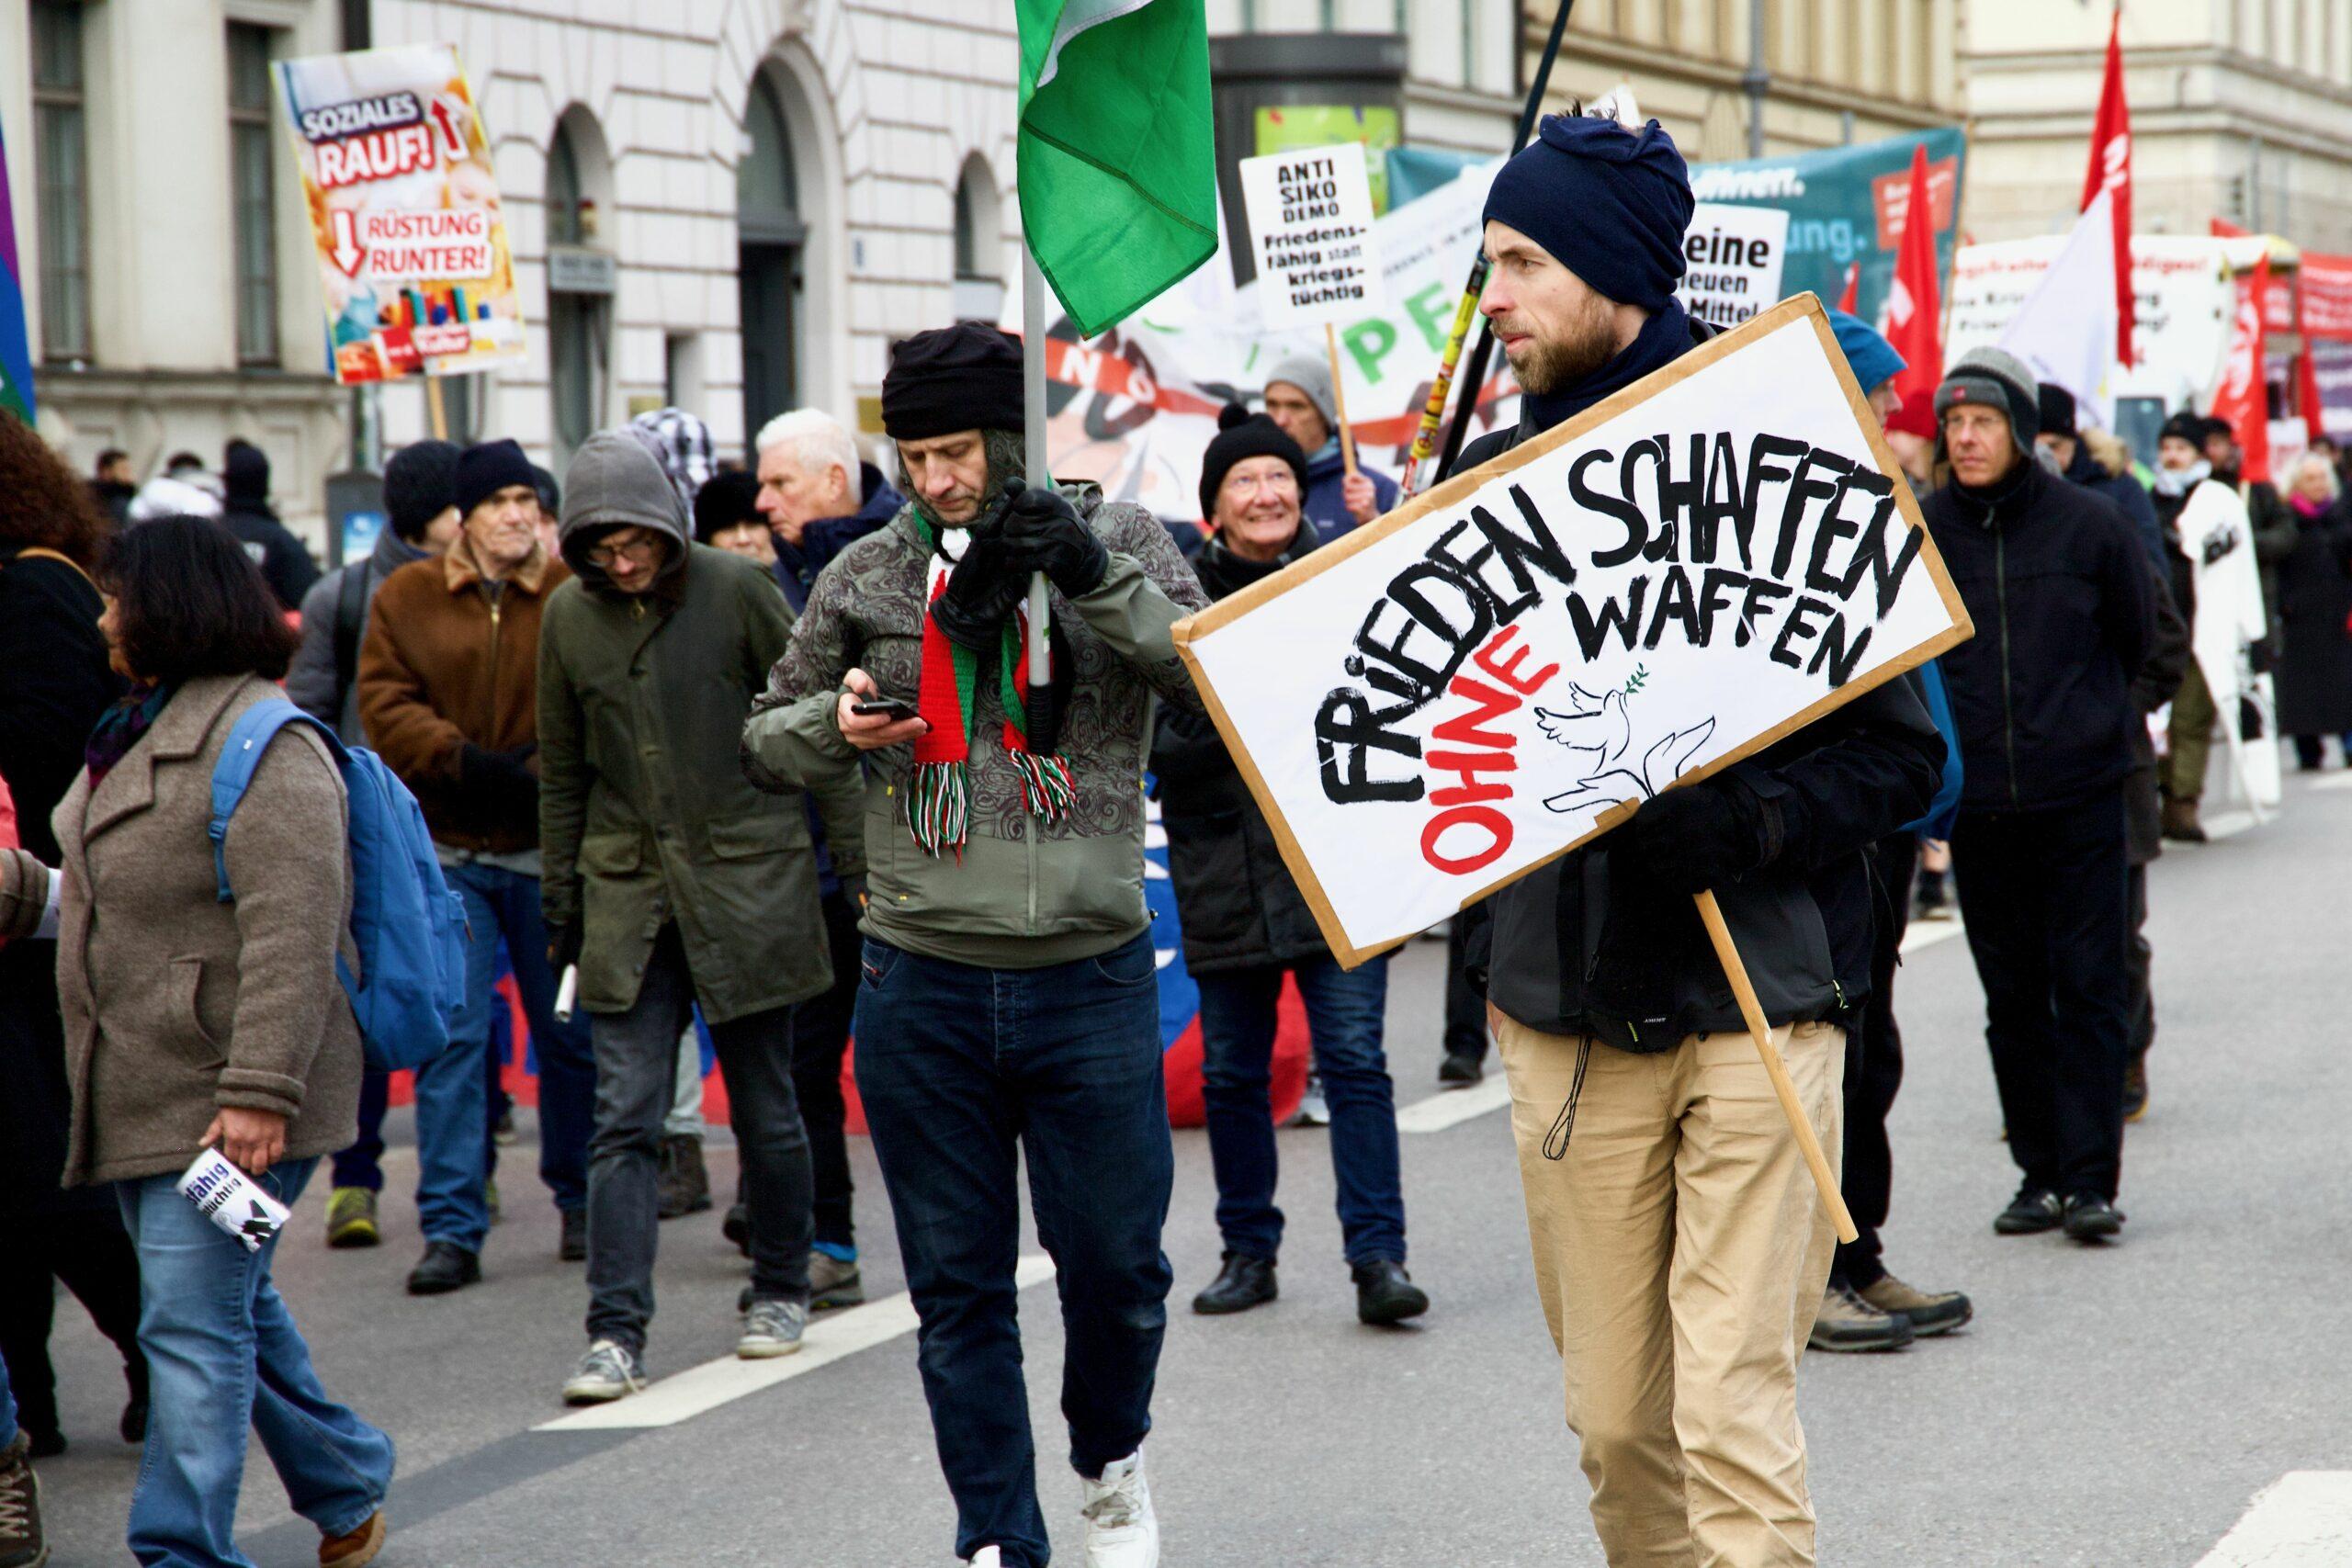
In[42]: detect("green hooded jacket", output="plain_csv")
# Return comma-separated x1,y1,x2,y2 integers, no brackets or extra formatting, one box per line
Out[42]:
538,431,865,1022
741,482,1205,969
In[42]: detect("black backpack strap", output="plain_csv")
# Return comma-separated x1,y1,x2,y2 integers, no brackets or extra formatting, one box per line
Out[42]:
331,561,371,718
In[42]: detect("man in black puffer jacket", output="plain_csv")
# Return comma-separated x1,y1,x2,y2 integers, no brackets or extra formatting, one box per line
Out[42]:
1155,407,1425,1331
1457,113,1943,1567
1923,348,2154,1246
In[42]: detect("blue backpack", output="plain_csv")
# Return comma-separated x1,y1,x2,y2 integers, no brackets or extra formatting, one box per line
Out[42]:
209,699,469,1073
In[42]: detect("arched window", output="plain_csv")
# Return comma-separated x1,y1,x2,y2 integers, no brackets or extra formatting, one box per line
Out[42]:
547,111,614,468
952,156,1002,322
738,74,807,440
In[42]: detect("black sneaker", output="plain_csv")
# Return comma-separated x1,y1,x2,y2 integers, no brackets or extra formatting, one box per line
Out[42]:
0,1430,46,1568
1437,1052,1483,1088
405,1240,482,1295
1351,1258,1430,1325
2061,1193,2125,1242
1993,1186,2064,1235
559,1207,588,1262
1191,1254,1276,1315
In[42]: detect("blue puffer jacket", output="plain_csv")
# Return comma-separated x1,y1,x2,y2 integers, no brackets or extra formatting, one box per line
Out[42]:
1300,443,1400,543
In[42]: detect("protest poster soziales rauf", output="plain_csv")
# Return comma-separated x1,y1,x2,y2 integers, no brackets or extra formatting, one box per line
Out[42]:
1171,295,1973,967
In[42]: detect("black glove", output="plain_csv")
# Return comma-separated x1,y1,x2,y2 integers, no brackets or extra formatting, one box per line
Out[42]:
1000,487,1109,599
1616,776,1776,896
546,919,582,971
461,742,540,820
930,508,1028,651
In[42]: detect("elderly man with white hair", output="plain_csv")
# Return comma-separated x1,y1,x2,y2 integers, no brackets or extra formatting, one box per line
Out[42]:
752,408,903,611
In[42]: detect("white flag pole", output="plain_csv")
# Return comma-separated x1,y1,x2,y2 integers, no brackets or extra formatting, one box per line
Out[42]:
1022,245,1054,749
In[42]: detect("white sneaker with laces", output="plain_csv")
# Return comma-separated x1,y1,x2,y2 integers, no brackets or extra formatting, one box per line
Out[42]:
561,1338,647,1404
1080,1449,1159,1567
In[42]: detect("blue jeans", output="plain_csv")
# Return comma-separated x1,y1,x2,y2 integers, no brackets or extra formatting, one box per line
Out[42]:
117,1158,394,1568
420,863,596,1247
1195,954,1405,1267
854,932,1174,1568
328,1067,389,1191
0,1331,15,1438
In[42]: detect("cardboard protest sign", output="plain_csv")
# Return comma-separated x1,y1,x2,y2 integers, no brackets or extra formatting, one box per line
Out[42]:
1171,295,1972,965
276,44,525,385
1679,205,1790,330
1237,142,1384,331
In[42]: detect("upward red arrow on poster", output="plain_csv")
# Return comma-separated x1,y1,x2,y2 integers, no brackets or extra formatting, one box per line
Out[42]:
429,98,467,160
328,209,365,276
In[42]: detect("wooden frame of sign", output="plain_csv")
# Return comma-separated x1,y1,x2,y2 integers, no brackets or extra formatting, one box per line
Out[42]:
1170,292,1973,970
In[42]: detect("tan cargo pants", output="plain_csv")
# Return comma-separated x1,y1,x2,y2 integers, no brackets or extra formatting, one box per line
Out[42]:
1494,1015,1845,1567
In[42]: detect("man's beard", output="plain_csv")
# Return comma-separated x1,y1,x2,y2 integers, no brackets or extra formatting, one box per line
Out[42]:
1502,293,1620,395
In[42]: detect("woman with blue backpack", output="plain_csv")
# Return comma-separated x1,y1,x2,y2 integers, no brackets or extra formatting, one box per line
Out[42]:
40,515,396,1568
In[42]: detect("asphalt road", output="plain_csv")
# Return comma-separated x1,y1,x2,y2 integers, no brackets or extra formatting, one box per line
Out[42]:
28,773,2352,1566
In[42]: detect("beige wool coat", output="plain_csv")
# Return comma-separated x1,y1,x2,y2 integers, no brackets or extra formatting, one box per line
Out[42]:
49,673,363,1188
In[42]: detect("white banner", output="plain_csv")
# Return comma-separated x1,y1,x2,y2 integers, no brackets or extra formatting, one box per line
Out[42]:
1172,298,1971,963
1679,205,1791,330
2177,479,2281,813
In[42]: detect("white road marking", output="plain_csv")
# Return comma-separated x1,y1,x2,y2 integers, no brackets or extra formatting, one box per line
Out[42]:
2201,810,2256,840
1899,916,1966,955
2308,772,2352,792
535,1254,1057,1432
1396,1076,1511,1133
2195,1472,2352,1566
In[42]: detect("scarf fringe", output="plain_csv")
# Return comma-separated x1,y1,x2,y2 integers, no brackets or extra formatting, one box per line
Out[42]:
1010,751,1075,825
909,760,972,860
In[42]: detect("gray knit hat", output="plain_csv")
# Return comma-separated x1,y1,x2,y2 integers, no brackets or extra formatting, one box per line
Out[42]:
1264,353,1337,435
1934,347,2041,454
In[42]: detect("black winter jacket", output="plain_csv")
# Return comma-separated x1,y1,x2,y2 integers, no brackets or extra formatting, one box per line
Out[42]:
1153,524,1329,975
1925,458,2154,816
1453,412,1946,1052
221,442,322,612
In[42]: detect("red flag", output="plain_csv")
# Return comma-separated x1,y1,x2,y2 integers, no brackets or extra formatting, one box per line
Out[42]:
1883,144,1942,440
2081,6,2133,367
1836,262,1860,315
2211,256,2271,484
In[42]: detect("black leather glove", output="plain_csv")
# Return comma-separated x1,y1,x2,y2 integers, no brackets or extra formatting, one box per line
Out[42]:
1000,487,1109,599
546,919,582,971
1616,776,1775,896
930,509,1027,651
461,742,540,820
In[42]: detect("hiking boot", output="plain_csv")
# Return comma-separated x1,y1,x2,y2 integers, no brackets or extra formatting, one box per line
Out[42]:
1079,1449,1159,1568
737,1298,808,1359
1438,1052,1483,1088
656,1134,712,1218
318,1510,386,1568
1808,1282,1912,1351
809,1250,864,1310
1993,1186,2064,1235
562,1339,647,1405
2161,796,2207,842
1191,1254,1277,1316
325,1187,380,1249
559,1207,587,1263
405,1240,481,1296
2122,1056,2150,1122
1351,1258,1430,1325
2061,1193,2125,1243
0,1430,47,1568
1292,1074,1329,1127
1858,1273,1972,1337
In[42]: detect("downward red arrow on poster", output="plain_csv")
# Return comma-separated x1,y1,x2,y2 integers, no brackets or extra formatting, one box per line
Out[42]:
328,209,365,276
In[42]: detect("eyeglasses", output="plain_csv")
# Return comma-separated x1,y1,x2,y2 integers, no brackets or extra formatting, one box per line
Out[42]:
1222,470,1299,498
586,535,662,567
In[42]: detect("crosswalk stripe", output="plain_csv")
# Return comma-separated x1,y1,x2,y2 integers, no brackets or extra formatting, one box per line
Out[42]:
2194,1472,2352,1565
534,1254,1057,1431
1396,1077,1510,1134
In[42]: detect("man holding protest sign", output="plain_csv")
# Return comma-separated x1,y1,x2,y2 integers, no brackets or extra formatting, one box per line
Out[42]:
1453,114,1946,1563
1261,355,1398,540
741,322,1207,1568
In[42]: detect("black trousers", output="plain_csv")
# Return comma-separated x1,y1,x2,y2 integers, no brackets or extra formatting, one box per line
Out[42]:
2126,863,2154,1064
1833,832,1917,1289
1442,902,1491,1064
791,889,864,1251
1952,789,2133,1201
0,1208,147,1436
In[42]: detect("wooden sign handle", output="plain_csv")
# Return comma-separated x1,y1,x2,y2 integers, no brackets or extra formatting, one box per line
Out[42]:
1324,322,1359,479
424,375,449,442
1692,889,1859,1245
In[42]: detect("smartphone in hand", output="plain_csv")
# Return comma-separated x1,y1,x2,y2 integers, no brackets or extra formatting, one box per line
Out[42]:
851,697,920,722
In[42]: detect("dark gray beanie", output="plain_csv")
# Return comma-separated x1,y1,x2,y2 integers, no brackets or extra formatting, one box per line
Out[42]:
1934,347,2040,454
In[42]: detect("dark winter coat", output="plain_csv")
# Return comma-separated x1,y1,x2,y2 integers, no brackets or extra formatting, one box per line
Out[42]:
1925,457,2155,816
1300,444,1400,543
2127,559,2191,868
1153,522,1326,975
220,444,322,612
2273,497,2352,737
0,545,123,1218
773,464,903,613
288,527,430,743
1456,393,1945,1051
2064,434,2165,572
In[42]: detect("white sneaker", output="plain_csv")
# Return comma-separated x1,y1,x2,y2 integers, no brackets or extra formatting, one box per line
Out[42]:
967,1551,1002,1567
1080,1449,1159,1567
1293,1075,1330,1127
561,1338,647,1404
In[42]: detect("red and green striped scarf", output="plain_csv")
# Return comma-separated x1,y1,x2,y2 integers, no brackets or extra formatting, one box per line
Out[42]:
907,513,1074,858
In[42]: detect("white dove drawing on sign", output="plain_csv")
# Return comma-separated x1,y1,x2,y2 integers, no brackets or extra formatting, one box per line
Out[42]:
1532,674,1717,816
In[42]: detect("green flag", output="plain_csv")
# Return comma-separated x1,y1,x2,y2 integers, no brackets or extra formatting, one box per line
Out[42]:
1016,0,1216,337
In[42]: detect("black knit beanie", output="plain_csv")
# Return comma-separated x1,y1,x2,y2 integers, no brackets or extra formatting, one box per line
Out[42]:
1198,403,1309,522
453,438,538,517
692,468,763,545
883,322,1025,441
383,439,461,542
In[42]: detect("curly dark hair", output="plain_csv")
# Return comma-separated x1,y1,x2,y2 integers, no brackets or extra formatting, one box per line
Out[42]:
0,412,111,567
100,515,300,683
